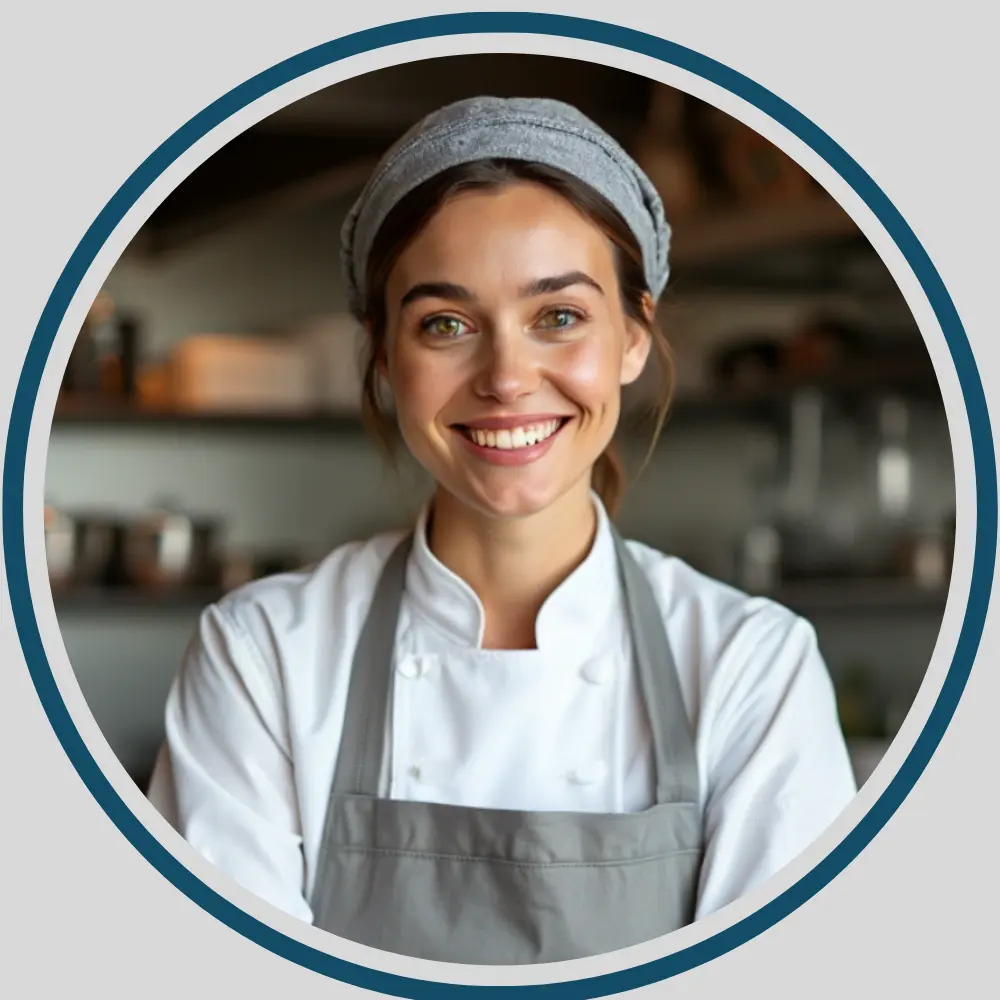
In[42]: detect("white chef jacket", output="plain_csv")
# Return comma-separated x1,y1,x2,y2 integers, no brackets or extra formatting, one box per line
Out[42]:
150,494,857,927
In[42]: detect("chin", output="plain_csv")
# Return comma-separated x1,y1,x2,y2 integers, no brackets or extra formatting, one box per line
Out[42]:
477,494,554,521
460,474,583,522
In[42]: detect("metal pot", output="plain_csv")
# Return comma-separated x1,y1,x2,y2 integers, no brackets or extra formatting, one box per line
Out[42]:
124,507,222,589
77,515,127,586
45,505,127,588
44,506,76,588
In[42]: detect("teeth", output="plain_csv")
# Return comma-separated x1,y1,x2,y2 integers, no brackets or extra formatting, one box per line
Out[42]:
467,420,562,450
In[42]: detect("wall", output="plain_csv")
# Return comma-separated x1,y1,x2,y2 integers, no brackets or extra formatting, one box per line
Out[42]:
103,193,356,356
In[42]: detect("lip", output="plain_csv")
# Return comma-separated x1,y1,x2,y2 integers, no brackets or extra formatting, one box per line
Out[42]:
452,417,570,467
453,413,573,431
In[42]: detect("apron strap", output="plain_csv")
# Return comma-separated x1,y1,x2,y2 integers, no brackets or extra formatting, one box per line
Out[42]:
331,534,413,796
330,527,699,805
610,527,700,804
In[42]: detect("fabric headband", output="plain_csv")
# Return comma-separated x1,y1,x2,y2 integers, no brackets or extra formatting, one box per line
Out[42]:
340,96,671,321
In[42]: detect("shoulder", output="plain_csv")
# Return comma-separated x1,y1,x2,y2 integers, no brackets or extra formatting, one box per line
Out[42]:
168,531,410,748
621,537,821,695
622,539,848,799
623,537,805,640
208,529,408,654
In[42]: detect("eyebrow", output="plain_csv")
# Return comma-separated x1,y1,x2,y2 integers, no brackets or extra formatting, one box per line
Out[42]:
520,271,605,298
398,271,605,309
399,281,474,308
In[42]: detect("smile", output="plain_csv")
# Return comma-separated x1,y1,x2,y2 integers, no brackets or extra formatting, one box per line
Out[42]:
460,419,564,451
451,416,572,466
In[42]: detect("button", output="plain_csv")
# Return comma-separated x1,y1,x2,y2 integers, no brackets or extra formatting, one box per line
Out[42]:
567,761,608,786
407,764,423,781
398,655,437,680
580,659,613,685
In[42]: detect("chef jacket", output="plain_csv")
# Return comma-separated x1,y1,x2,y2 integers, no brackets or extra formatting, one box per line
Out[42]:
150,494,857,926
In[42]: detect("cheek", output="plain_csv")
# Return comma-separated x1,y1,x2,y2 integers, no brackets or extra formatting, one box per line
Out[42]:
389,341,461,425
551,337,623,410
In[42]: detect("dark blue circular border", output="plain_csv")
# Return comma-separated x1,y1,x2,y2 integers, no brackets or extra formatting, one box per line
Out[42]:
4,12,995,997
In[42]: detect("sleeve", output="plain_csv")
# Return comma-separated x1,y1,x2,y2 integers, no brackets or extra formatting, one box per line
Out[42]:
694,610,857,918
151,601,313,924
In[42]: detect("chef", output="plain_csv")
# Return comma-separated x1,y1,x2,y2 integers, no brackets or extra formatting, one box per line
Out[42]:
149,96,857,965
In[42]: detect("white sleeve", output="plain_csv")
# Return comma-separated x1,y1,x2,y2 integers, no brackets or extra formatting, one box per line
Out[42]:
695,610,857,918
153,601,313,924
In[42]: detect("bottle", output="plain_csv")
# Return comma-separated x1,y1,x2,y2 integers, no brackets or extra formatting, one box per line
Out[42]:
737,429,783,593
876,396,912,520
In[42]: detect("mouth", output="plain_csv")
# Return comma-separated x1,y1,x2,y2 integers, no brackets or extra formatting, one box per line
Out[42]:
454,417,569,451
450,416,572,465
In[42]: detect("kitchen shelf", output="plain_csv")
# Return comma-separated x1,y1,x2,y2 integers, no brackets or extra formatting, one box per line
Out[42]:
669,194,859,267
52,586,224,612
51,367,943,434
672,369,941,412
52,578,949,615
50,399,367,433
769,579,949,613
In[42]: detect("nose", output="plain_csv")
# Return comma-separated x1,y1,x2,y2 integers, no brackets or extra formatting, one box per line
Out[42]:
471,328,541,404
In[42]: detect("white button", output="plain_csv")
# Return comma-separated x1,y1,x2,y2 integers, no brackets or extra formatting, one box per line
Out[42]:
398,655,436,680
567,761,608,786
580,659,613,685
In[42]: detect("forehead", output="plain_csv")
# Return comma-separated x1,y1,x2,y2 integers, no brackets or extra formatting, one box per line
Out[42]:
388,181,616,291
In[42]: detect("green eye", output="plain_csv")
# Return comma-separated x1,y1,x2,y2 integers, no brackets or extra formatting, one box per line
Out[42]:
422,315,468,338
539,309,582,329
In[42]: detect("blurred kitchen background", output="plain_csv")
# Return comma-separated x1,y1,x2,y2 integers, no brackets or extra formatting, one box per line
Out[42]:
44,55,954,794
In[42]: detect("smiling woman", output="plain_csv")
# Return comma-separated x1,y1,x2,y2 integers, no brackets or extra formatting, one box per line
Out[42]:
360,159,673,527
148,96,857,965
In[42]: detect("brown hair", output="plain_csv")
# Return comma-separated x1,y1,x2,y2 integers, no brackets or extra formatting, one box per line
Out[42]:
358,159,675,517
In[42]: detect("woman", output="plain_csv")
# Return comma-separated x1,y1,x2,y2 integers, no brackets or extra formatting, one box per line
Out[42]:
149,96,857,964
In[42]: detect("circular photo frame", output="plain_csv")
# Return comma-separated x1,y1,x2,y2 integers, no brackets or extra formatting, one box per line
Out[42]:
4,12,996,997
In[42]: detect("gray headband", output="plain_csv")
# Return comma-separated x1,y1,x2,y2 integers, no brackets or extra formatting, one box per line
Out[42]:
340,96,671,320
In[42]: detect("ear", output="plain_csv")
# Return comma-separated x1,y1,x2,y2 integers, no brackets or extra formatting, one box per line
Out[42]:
619,294,656,387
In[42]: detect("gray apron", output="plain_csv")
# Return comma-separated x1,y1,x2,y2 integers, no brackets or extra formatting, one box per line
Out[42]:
311,529,703,964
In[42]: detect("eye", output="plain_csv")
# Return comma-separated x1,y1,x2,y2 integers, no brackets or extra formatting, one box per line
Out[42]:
420,315,470,339
537,308,585,330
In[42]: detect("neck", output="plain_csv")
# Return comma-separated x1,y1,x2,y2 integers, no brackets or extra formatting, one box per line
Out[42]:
428,481,599,650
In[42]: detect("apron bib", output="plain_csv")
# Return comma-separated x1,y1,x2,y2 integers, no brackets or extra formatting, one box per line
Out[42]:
310,528,703,964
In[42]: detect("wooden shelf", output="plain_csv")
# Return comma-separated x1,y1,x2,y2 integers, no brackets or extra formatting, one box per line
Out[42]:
50,400,367,432
52,578,948,615
770,579,949,613
51,366,942,434
669,195,860,267
52,586,223,612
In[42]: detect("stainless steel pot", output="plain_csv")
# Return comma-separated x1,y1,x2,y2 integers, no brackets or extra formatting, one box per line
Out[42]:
45,505,127,588
44,506,76,588
124,507,221,589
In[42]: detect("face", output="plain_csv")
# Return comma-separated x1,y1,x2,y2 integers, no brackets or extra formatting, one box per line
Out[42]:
378,181,652,521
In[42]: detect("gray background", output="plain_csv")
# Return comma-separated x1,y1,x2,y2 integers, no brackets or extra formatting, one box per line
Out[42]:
1,0,997,996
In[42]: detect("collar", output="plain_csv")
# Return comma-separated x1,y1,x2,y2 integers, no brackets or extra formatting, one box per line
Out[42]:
404,492,623,655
